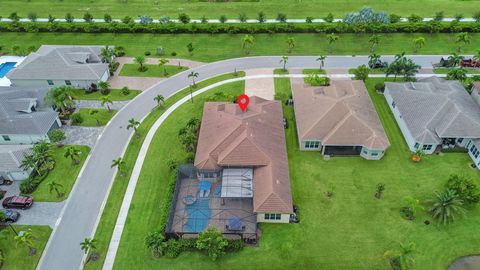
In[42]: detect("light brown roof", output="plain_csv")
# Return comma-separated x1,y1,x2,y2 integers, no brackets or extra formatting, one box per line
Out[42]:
292,79,390,150
473,81,480,91
194,96,293,214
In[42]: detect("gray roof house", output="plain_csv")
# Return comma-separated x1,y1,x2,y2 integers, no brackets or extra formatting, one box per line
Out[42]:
0,145,32,181
0,86,61,145
384,77,480,168
6,45,110,89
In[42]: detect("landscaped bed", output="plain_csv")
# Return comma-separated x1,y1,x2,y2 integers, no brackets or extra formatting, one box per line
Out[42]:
71,89,140,101
433,68,480,74
119,64,188,77
72,108,117,127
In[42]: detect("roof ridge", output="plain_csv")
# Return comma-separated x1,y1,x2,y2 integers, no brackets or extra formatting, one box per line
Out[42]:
322,108,353,143
301,101,337,138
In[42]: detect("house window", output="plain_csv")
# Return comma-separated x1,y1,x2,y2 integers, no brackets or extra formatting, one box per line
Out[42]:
65,80,72,85
414,143,419,149
264,213,281,220
202,172,216,178
304,141,320,149
371,152,379,156
470,145,480,159
362,149,368,154
391,101,396,108
457,138,463,144
47,80,54,86
2,135,10,141
422,145,432,151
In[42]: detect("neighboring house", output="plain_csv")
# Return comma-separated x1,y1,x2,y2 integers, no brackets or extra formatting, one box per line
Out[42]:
470,81,480,105
384,77,480,168
292,79,390,160
0,86,61,144
0,145,32,181
6,45,110,89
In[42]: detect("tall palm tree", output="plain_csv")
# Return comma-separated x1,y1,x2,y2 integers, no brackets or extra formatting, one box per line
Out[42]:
412,37,426,54
428,189,465,224
101,95,113,112
242,34,254,55
384,242,417,270
80,238,97,265
20,153,41,176
64,146,81,165
134,55,146,72
447,52,464,67
188,71,199,87
98,81,110,94
158,58,170,76
368,53,381,68
280,56,289,70
153,94,165,109
316,55,326,70
455,32,471,52
44,86,74,115
286,37,296,54
48,181,64,198
127,118,141,138
368,34,381,53
111,157,126,177
100,46,115,64
326,33,339,54
14,231,35,256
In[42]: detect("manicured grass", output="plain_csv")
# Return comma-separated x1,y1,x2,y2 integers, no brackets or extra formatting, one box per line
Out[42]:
0,0,479,18
71,89,141,101
1,32,480,62
30,145,90,202
83,72,245,270
0,225,51,270
433,68,480,74
110,75,480,269
119,64,188,77
303,68,326,75
73,108,117,127
349,68,387,74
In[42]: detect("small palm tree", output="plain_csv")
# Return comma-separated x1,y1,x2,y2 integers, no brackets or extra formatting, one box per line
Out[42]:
286,37,296,54
369,34,381,53
326,33,339,54
316,55,326,70
384,242,417,270
98,81,110,94
242,34,254,55
447,52,464,67
14,231,36,256
280,56,289,70
127,118,141,138
428,189,466,224
100,46,115,64
48,181,64,198
111,157,126,177
20,154,41,176
154,94,165,109
134,55,146,72
158,58,169,76
188,71,199,87
64,146,81,165
412,37,426,54
101,95,113,112
80,237,97,265
89,109,101,126
455,32,471,52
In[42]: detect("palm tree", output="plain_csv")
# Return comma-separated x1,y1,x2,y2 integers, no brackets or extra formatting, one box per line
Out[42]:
44,86,74,115
447,52,464,67
158,58,169,76
98,81,110,94
326,33,339,54
455,32,471,52
134,55,146,72
316,55,326,70
100,95,113,112
368,34,381,53
280,56,289,70
127,118,141,138
242,34,254,55
384,242,417,270
48,181,64,198
20,153,41,176
89,109,101,126
403,196,424,219
447,68,468,81
14,231,36,256
428,189,466,224
188,71,199,87
153,94,165,109
412,37,425,54
286,37,296,54
100,46,115,64
111,157,126,177
80,238,97,265
64,146,81,165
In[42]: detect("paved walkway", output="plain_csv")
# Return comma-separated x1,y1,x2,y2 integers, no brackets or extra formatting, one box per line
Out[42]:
60,126,103,148
245,69,275,100
449,256,480,270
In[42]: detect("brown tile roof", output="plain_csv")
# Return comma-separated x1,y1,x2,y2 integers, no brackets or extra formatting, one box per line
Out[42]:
473,81,480,91
292,79,390,150
194,96,293,214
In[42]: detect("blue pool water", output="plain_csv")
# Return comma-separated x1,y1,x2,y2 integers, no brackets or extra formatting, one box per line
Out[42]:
183,198,211,232
0,62,16,78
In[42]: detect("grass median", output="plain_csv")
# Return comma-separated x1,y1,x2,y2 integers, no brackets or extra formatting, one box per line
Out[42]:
71,89,141,101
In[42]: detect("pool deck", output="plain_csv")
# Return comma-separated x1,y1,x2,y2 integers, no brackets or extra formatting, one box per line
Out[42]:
0,56,26,87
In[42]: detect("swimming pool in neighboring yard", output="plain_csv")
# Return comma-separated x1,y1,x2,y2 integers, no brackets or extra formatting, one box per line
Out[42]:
0,62,16,78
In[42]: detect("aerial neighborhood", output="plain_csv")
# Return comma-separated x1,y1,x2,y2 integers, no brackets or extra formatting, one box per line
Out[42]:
1,2,480,270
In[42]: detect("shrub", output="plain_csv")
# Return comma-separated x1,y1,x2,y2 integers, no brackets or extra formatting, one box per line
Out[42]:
47,14,56,23
114,46,125,57
219,15,227,23
185,152,195,163
20,178,37,194
100,87,110,95
474,11,480,22
144,230,165,257
171,51,177,56
306,74,330,86
48,129,66,144
65,13,74,23
144,51,151,56
178,13,190,24
454,14,463,22
83,12,93,22
225,239,244,252
239,13,247,23
70,113,84,125
27,12,37,22
122,16,133,24
323,13,334,23
434,11,444,22
104,14,112,23
139,15,153,24
276,13,287,23
201,16,208,24
408,14,423,23
121,86,131,96
164,239,182,258
178,238,197,251
167,159,178,172
257,11,266,23
352,64,370,81
159,16,170,24
389,14,401,23
375,82,385,93
8,12,20,22
446,174,480,205
306,16,313,23
344,7,390,24
196,227,228,261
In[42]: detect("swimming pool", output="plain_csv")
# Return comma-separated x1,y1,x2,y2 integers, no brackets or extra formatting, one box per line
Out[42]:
0,62,16,78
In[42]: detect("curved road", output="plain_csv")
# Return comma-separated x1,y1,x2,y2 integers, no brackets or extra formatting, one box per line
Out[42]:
37,55,442,270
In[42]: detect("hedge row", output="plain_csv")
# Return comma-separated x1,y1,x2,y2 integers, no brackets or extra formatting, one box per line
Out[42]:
1,21,480,34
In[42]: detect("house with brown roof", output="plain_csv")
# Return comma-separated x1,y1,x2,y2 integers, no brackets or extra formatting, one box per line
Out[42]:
292,79,390,160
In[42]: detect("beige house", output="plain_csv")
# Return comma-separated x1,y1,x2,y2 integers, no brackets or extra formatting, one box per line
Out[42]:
292,79,390,160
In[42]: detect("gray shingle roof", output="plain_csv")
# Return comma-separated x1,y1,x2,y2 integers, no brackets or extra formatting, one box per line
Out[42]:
7,45,109,81
0,145,32,172
386,77,480,144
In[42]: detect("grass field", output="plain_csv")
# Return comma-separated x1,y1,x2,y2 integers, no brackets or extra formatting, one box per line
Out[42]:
1,0,479,18
1,33,479,62
83,72,245,270
0,225,51,270
303,68,326,75
105,74,480,269
73,108,117,126
119,64,188,77
433,68,480,74
71,89,141,101
30,145,90,202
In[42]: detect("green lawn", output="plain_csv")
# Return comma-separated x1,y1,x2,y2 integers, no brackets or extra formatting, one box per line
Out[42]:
107,75,480,269
72,108,117,127
433,68,480,74
1,32,480,62
71,89,141,101
0,225,51,270
30,145,90,202
83,72,245,270
349,68,387,74
119,64,188,77
303,68,326,75
1,0,479,18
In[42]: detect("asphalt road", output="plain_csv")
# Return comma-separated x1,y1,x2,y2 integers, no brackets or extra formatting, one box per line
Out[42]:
37,55,443,270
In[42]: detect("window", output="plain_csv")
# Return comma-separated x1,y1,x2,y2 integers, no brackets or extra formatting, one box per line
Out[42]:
371,152,379,156
470,145,480,159
264,213,281,220
47,80,54,86
422,145,432,151
457,138,464,144
391,101,396,108
2,135,10,141
414,143,419,149
362,149,368,154
65,80,72,86
202,172,216,178
304,141,320,149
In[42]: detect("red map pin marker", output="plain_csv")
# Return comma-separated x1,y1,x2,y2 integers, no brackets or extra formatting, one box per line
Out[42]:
237,94,249,112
